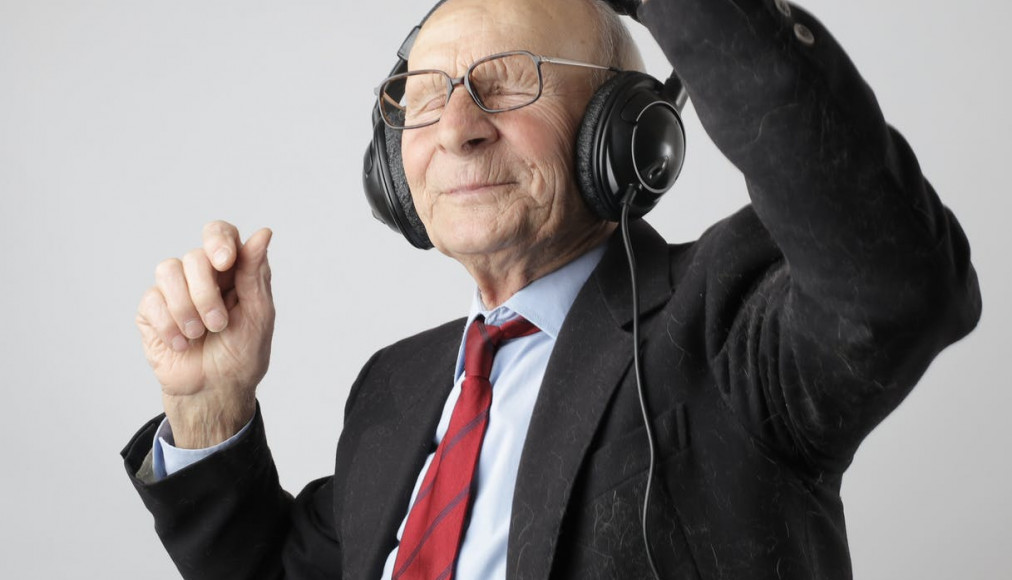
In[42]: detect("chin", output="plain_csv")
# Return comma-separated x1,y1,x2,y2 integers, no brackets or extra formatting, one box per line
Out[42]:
428,219,524,259
432,233,510,260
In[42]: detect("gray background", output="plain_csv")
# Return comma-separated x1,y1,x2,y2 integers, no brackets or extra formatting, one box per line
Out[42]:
1,0,1008,578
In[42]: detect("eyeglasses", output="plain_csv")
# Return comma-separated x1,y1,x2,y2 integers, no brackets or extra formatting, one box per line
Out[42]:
376,50,620,130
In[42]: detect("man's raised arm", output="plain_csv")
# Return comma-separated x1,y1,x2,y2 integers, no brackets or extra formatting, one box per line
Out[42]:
636,0,981,469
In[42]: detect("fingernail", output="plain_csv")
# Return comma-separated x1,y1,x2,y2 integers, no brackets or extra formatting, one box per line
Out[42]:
171,335,189,352
184,319,204,339
213,248,231,269
206,309,227,332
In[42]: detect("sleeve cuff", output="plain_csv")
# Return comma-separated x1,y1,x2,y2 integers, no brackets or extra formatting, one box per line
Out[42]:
152,416,254,481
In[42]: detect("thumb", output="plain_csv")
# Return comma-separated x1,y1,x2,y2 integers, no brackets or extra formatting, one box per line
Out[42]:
233,227,273,307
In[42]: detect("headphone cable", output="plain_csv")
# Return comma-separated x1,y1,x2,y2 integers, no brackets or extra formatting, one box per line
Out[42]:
620,184,662,580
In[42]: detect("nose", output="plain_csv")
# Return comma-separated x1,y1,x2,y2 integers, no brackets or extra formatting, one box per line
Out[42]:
435,80,498,155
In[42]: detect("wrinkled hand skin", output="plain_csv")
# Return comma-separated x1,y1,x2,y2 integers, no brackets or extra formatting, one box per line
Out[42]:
135,221,275,449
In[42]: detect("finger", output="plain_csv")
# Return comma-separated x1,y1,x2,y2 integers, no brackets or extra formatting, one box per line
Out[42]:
154,257,205,340
202,220,242,272
223,287,239,311
182,248,229,333
137,286,190,353
234,228,274,310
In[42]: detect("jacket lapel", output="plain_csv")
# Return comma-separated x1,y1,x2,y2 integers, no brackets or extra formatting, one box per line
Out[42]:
507,221,673,579
340,322,463,579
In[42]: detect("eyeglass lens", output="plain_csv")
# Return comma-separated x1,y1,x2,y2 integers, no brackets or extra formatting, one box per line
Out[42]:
380,52,542,129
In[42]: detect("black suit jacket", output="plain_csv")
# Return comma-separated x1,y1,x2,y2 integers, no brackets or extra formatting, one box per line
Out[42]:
124,1,981,578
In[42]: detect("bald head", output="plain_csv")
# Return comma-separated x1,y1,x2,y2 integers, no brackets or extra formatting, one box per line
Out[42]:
586,0,645,72
416,0,643,76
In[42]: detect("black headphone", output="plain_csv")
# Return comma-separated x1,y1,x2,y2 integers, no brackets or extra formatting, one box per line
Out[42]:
362,0,687,250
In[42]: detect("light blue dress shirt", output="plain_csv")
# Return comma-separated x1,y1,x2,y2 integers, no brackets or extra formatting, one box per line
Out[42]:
154,244,605,580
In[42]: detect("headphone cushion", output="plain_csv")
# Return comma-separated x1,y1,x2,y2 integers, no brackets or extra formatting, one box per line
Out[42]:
576,71,650,221
384,126,431,247
576,73,625,221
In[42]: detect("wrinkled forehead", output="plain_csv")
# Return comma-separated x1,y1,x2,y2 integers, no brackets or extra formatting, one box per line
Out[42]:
409,0,599,73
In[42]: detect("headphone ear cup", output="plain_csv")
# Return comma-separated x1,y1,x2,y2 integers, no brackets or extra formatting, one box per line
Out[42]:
575,71,686,221
362,110,433,249
383,125,432,248
575,72,629,222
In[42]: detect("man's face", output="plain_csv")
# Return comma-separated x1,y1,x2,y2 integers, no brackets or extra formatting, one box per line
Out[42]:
401,0,607,265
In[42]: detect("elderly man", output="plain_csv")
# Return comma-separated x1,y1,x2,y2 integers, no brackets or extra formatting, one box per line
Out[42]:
123,0,980,578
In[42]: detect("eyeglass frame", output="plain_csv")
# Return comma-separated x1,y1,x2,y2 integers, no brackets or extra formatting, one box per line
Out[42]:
375,49,622,130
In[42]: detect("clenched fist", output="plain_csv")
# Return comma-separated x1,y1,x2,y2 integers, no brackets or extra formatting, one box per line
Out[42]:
136,221,275,449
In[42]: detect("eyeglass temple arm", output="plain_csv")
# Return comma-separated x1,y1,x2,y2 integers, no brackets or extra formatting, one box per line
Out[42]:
538,56,620,72
542,56,688,113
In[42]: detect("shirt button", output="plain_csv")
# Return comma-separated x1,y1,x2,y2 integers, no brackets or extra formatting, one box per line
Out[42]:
794,22,815,46
774,0,792,17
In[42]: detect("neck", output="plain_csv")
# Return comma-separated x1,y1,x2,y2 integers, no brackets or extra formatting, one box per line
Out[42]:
463,222,616,309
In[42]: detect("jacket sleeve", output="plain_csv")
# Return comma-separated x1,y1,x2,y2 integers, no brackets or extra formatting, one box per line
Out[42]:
638,0,981,471
121,404,343,580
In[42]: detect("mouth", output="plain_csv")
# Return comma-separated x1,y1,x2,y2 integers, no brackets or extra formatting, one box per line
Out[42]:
443,181,516,196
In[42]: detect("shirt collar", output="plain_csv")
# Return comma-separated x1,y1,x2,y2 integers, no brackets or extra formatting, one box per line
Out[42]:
452,243,607,381
464,243,607,340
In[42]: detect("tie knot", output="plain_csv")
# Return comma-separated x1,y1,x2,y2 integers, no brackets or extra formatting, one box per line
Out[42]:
464,315,539,380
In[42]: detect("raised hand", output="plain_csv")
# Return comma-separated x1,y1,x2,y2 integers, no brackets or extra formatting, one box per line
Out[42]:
136,221,275,448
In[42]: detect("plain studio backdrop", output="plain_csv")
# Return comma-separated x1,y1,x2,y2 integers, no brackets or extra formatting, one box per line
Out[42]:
0,0,1008,578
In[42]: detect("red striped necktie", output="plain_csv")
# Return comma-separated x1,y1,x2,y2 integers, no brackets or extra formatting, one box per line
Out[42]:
392,314,540,580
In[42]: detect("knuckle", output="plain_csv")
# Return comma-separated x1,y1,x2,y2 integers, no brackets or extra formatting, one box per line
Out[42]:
181,259,221,306
191,284,223,308
154,258,182,281
203,219,238,239
182,247,208,268
202,222,239,268
139,286,160,307
138,287,162,317
139,292,173,332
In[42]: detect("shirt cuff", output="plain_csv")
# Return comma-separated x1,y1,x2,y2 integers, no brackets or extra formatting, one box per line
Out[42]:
151,416,253,481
